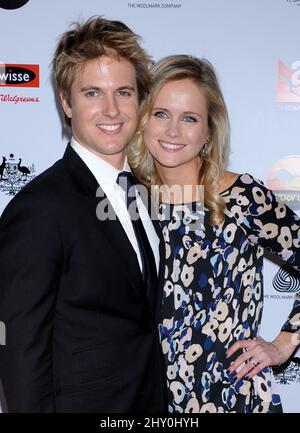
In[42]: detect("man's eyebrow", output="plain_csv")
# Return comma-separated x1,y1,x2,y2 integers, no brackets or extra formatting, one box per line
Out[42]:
117,85,136,92
80,86,100,92
80,85,136,92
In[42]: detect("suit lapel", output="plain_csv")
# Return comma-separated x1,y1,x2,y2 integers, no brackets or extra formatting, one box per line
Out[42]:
62,144,149,307
147,200,165,325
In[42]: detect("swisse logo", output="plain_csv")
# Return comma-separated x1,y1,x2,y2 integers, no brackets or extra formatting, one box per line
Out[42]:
0,64,39,87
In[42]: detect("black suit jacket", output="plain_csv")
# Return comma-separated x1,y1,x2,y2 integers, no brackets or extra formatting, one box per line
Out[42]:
0,145,167,413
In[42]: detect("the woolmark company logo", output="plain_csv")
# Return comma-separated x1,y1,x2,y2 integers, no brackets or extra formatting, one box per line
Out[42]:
273,264,300,293
0,0,30,9
0,64,39,88
0,153,35,196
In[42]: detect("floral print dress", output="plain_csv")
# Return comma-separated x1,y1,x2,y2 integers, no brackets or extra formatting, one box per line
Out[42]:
158,173,300,413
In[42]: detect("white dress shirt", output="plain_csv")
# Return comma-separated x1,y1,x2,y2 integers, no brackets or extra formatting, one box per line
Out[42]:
71,138,160,274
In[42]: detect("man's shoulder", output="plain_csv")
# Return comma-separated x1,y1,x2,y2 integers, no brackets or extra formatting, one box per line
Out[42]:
22,156,67,195
1,156,70,219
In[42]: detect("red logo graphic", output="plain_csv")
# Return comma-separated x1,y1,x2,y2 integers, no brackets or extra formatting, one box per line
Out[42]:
0,64,39,88
266,155,300,213
277,60,300,103
266,155,300,191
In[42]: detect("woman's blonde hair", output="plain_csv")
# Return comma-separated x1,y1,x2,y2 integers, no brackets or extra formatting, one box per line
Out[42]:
128,54,230,225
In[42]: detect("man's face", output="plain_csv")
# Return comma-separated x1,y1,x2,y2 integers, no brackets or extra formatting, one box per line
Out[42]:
61,55,139,168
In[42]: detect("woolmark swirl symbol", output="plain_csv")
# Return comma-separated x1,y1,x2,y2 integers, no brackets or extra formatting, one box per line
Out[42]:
273,265,300,293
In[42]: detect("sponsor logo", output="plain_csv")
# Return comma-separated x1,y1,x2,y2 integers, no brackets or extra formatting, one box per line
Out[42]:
286,0,300,6
0,0,29,9
266,155,300,299
0,153,35,196
277,60,300,109
274,357,300,385
0,93,40,103
266,155,300,213
0,64,39,88
273,264,300,293
128,0,182,9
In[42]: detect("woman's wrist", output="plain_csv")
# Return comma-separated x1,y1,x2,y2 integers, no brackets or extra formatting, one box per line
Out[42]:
271,341,283,366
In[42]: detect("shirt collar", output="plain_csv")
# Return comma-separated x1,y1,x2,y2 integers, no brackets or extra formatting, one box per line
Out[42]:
71,138,131,192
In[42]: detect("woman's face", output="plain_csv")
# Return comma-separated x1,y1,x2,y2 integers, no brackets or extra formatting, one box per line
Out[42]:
144,78,209,172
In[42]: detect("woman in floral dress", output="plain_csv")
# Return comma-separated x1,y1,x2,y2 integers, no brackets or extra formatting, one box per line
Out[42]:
129,55,300,412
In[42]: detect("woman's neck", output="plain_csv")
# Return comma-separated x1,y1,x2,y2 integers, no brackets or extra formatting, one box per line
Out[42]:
155,159,203,204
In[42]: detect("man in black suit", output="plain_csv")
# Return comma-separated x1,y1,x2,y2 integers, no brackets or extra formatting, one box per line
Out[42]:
0,16,166,412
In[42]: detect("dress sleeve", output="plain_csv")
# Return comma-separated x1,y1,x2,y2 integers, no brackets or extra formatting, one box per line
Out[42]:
226,173,300,335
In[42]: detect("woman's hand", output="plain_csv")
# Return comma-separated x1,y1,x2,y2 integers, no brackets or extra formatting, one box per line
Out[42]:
226,332,297,380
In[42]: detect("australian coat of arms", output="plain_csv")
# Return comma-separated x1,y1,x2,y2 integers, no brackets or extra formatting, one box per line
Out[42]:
0,153,36,196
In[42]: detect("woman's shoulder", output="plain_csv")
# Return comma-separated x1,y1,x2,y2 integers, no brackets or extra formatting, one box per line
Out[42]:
219,172,265,195
218,171,240,193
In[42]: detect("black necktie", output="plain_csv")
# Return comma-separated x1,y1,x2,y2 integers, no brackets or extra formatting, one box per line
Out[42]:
116,171,158,315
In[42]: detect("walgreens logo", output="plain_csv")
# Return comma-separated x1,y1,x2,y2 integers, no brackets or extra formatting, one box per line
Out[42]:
0,64,39,87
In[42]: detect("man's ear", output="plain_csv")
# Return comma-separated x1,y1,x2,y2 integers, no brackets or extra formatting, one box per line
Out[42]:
60,92,72,119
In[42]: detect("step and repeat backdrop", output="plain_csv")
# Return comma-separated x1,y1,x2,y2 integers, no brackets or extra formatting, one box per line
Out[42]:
0,0,299,412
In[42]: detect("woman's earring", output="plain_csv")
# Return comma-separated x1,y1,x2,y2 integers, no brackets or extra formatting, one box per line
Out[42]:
201,142,208,157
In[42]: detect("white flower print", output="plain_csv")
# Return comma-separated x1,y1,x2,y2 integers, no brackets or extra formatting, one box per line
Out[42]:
236,194,250,207
167,364,178,380
182,235,193,250
162,225,170,242
237,257,247,272
164,280,174,298
275,203,286,219
253,186,266,204
174,284,190,310
180,264,194,287
256,221,279,239
253,282,261,301
218,317,233,342
278,226,293,249
170,381,186,404
171,258,181,282
165,242,171,259
186,243,202,265
223,223,237,244
185,344,203,364
202,319,218,342
242,268,255,287
214,301,229,322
